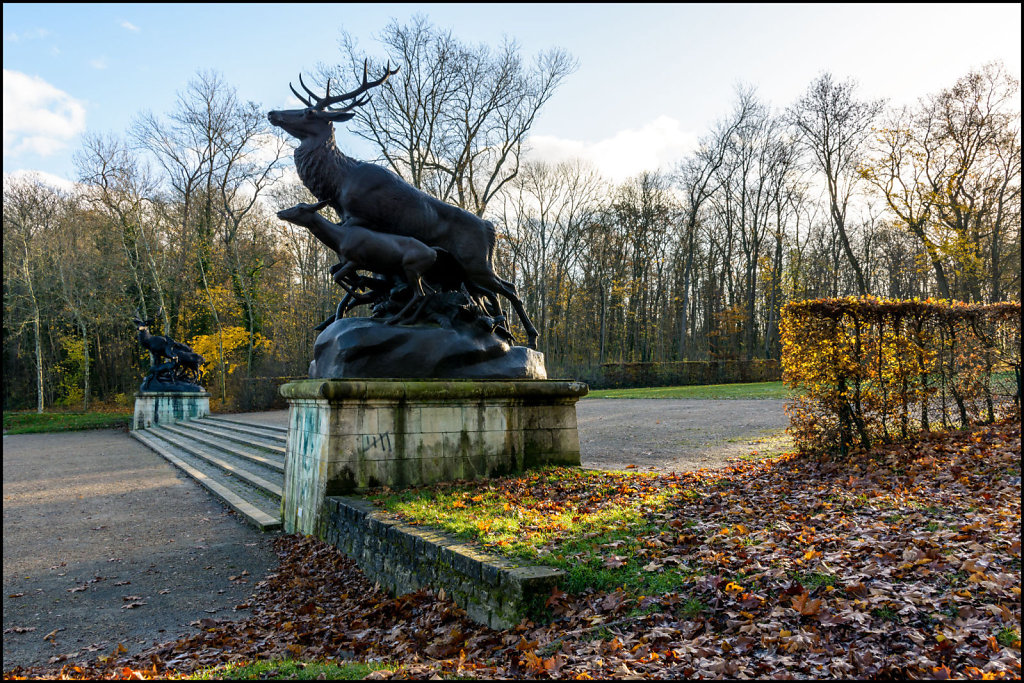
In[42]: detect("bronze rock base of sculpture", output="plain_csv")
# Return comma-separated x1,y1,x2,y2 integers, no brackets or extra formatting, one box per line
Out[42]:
139,375,205,393
308,317,546,380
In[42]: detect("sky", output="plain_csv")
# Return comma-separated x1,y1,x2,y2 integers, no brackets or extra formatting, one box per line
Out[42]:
3,3,1021,189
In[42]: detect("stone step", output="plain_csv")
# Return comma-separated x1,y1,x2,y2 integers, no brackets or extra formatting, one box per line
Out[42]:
183,420,286,455
193,417,288,445
160,423,285,473
201,415,288,438
150,426,284,499
131,430,281,531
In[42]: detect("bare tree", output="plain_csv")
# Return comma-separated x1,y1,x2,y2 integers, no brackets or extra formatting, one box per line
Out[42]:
714,87,796,359
916,62,1020,301
74,133,171,333
860,107,952,299
332,15,577,216
133,70,286,398
672,112,742,359
862,63,1021,302
3,175,63,412
788,73,884,296
495,159,605,358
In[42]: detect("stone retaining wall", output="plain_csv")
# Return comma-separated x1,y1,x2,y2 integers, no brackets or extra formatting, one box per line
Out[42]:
325,496,563,630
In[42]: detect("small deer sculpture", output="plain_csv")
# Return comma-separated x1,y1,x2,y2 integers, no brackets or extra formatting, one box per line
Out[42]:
267,63,538,348
132,309,204,383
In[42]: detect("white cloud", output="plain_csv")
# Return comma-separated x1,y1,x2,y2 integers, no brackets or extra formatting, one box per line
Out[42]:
3,169,77,193
526,116,699,183
89,57,108,70
2,69,87,158
3,27,51,43
249,131,290,166
120,21,140,32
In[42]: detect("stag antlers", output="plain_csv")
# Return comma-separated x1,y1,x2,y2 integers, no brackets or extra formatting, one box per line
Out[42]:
289,60,400,117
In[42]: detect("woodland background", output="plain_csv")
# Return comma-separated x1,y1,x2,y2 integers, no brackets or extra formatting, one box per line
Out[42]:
3,19,1020,411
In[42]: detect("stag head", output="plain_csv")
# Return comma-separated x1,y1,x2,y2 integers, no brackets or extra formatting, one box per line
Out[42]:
267,60,399,140
131,307,160,330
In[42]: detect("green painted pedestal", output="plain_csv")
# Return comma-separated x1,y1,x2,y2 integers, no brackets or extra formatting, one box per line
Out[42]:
132,391,211,430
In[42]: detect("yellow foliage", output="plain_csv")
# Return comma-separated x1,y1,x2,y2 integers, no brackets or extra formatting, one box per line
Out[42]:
179,286,244,332
187,325,270,379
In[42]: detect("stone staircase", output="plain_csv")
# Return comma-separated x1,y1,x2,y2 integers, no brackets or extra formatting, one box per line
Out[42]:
130,415,285,531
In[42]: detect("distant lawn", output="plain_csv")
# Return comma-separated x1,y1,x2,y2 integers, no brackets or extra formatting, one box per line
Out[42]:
3,410,132,434
586,381,796,400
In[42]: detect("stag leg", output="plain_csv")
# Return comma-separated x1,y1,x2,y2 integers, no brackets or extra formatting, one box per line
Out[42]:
466,282,508,333
391,293,433,326
385,293,423,325
332,262,359,290
475,276,538,349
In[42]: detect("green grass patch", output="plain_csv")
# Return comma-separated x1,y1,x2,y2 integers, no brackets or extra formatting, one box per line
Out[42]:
872,607,900,622
370,467,704,598
791,571,838,589
679,597,707,618
995,627,1020,648
187,658,391,680
586,381,795,400
3,410,131,434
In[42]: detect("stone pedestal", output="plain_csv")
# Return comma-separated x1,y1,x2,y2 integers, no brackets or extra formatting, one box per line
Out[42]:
132,391,210,431
280,379,588,536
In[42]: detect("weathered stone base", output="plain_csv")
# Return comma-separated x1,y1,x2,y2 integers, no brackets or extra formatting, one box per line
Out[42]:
280,379,588,536
325,496,563,629
132,391,211,431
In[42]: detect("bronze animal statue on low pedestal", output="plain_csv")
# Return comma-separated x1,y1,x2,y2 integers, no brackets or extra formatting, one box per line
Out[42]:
267,62,538,349
132,309,205,391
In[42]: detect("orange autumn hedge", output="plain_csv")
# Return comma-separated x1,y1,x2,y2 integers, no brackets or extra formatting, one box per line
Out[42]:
781,297,1020,453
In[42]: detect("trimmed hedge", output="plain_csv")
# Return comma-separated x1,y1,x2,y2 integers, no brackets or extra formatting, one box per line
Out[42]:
781,297,1021,454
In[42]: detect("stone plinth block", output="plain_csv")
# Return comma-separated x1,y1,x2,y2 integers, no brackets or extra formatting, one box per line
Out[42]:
280,379,588,536
132,391,211,431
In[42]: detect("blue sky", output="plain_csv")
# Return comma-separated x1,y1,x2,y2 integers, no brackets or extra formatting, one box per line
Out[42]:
4,3,1021,186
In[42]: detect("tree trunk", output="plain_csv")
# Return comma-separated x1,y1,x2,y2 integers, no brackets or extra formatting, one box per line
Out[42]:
33,314,44,414
81,321,91,411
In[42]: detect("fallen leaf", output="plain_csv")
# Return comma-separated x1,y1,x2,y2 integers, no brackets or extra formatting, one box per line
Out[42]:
791,592,822,616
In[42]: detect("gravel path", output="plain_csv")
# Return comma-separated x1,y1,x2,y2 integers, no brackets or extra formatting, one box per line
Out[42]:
2,430,278,671
576,398,791,472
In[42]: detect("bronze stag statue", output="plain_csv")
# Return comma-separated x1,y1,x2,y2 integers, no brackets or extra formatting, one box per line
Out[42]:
268,62,539,352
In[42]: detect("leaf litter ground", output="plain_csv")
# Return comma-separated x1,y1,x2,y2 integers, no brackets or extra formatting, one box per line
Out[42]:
3,420,1020,680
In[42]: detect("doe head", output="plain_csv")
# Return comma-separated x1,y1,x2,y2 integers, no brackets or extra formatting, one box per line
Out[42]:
277,199,331,223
